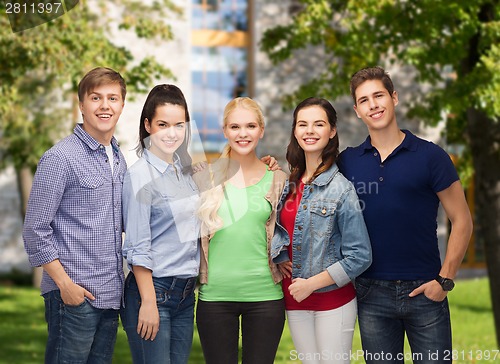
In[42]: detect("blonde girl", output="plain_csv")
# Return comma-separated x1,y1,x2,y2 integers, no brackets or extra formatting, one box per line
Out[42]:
195,97,287,364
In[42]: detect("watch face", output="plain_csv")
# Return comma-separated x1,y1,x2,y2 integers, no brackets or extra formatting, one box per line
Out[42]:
443,279,455,291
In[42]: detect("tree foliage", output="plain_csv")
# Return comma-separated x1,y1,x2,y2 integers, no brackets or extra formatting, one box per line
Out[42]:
0,0,181,171
261,0,499,131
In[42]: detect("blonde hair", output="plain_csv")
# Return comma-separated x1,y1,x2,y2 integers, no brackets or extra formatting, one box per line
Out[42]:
196,97,265,235
223,97,265,130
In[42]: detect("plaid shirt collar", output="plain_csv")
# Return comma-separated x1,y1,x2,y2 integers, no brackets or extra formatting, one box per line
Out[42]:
74,123,120,152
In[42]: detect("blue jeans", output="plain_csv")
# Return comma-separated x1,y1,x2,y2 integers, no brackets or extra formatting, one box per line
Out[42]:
356,277,452,364
43,290,119,364
121,273,196,364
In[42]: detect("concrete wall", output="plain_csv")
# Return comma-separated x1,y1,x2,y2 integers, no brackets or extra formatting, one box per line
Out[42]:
112,0,192,166
0,167,29,273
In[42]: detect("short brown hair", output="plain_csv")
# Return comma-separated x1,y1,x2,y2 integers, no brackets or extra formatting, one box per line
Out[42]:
350,66,394,105
78,67,126,102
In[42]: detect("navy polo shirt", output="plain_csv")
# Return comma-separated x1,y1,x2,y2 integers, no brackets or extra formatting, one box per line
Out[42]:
338,130,459,280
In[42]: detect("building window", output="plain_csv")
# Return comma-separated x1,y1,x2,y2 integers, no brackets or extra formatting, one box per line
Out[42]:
191,0,249,156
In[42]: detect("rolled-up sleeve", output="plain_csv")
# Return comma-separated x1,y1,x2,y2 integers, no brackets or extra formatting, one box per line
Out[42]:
23,153,67,267
122,170,154,270
326,188,372,286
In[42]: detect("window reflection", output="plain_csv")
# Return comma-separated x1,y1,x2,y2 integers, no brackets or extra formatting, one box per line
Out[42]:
191,0,249,154
193,1,247,32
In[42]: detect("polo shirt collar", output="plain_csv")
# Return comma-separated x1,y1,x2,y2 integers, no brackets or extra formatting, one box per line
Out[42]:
359,129,418,155
143,148,181,174
74,123,120,152
399,129,418,152
359,135,374,155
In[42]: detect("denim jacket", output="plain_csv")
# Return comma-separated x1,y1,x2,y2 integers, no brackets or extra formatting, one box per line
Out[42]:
271,163,372,293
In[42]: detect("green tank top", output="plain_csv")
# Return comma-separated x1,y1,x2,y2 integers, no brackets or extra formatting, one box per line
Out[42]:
199,169,283,302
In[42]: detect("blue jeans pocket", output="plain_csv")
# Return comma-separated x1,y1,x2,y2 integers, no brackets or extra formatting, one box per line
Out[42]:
355,277,371,302
44,290,118,364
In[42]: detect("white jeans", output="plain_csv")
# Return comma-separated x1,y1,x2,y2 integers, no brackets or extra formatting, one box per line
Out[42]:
287,298,357,364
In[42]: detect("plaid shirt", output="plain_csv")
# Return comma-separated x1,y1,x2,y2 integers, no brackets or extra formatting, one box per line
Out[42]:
23,124,126,309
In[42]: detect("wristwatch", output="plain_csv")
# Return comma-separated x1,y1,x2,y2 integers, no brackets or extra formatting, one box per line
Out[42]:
435,275,455,291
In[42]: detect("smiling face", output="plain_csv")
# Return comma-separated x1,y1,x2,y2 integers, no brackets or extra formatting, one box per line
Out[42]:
145,103,186,162
294,105,336,160
353,79,399,132
223,106,264,156
79,83,124,145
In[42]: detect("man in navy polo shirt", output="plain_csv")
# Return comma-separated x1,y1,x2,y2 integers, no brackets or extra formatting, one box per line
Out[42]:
338,66,473,364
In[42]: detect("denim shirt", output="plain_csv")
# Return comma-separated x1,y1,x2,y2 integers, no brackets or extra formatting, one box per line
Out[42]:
122,149,200,279
271,163,372,293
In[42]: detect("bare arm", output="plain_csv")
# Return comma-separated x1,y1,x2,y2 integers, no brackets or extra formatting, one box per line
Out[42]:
42,259,95,305
133,266,160,341
437,180,474,278
410,180,473,300
260,155,281,171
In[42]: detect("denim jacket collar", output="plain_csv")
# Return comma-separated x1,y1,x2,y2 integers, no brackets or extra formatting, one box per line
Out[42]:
310,163,340,187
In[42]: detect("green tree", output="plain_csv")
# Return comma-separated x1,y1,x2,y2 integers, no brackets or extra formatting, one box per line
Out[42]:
0,0,180,215
261,0,500,345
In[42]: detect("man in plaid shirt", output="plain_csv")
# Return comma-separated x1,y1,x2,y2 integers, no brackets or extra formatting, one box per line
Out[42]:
23,67,127,363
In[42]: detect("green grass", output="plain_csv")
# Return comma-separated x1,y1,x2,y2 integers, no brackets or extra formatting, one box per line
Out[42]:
0,278,497,363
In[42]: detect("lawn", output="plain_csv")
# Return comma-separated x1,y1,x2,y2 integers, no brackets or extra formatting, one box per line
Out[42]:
0,277,497,363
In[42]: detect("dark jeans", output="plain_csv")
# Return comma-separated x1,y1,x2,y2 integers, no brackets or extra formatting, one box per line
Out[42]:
196,298,285,364
356,277,452,364
120,273,196,364
43,289,119,364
